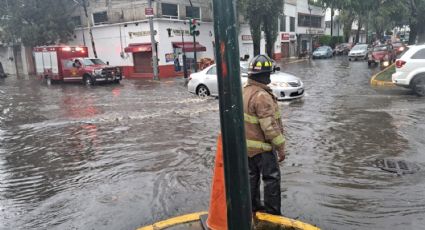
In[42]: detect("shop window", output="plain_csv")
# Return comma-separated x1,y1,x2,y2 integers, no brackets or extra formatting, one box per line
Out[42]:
72,16,81,27
93,11,108,25
290,17,295,32
162,3,178,19
298,14,322,28
280,15,286,32
186,6,200,20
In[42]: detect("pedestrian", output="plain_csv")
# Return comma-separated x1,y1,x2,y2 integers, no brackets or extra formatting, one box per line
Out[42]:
243,54,285,216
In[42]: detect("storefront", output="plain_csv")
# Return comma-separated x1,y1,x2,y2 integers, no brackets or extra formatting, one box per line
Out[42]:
280,32,297,58
71,19,215,78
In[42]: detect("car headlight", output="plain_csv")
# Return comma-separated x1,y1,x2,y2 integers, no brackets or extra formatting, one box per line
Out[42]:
93,69,102,75
270,82,289,88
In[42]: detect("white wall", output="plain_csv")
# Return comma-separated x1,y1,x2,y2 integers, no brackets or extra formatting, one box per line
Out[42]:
155,20,216,66
0,47,17,75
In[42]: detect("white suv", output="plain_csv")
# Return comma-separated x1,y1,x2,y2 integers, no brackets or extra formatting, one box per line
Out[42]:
392,44,425,96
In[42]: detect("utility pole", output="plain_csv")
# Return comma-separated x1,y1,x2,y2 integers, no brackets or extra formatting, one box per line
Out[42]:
82,0,98,58
82,1,95,56
148,0,159,81
213,0,252,229
308,6,313,53
182,30,188,80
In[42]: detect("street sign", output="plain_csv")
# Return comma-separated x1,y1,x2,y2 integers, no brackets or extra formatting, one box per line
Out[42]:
145,7,154,17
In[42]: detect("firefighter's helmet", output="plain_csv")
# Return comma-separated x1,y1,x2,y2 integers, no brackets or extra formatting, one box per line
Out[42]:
248,55,273,75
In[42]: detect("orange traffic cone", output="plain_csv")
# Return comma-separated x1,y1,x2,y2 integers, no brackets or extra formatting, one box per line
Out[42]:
206,134,228,230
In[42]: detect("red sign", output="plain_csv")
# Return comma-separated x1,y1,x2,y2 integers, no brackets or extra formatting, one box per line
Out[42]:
281,33,290,41
145,7,154,17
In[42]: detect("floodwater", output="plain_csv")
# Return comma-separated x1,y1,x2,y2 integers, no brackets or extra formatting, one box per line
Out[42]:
0,57,424,230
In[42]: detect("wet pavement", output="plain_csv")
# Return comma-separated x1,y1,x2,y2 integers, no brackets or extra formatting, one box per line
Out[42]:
0,56,424,230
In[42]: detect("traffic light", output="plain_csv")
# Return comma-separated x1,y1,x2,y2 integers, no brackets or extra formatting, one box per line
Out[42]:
189,18,200,36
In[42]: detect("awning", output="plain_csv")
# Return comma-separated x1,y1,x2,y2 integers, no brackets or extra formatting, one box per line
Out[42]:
124,43,152,53
172,42,207,52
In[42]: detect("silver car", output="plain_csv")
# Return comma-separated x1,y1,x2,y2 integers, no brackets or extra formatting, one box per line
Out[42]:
187,62,304,100
348,44,369,61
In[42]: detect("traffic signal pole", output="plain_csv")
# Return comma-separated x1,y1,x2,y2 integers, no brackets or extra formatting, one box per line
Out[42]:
193,32,197,72
212,0,252,229
148,0,159,81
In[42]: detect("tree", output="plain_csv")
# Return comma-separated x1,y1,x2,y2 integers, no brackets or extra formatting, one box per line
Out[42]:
238,0,283,57
262,0,283,58
0,0,76,47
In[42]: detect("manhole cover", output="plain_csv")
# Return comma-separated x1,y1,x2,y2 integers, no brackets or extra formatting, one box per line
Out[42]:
376,159,421,175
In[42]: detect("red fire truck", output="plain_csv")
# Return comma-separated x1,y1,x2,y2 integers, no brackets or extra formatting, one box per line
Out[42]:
34,45,122,85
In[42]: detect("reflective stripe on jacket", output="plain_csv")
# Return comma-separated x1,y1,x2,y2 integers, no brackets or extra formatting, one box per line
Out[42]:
243,79,285,157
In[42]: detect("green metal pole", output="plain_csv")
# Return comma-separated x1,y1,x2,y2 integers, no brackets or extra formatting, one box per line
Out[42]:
212,0,252,229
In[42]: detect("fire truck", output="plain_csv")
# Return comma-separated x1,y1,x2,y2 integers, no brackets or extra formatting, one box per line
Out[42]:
34,46,122,85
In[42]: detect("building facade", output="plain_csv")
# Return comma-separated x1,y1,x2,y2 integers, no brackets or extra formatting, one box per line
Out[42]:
68,0,326,78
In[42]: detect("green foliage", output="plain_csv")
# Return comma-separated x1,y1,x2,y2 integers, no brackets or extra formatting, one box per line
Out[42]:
319,35,343,48
0,0,76,47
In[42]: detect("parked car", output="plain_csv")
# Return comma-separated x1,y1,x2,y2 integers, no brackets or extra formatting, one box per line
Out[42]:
392,42,407,56
187,62,305,100
348,44,369,61
392,44,425,96
312,46,333,59
334,43,352,55
367,44,396,69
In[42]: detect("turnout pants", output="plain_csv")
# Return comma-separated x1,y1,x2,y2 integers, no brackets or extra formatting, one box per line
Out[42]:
248,151,281,215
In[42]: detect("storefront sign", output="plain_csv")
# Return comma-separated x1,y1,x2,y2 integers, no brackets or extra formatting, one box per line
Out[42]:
173,29,191,36
145,7,154,17
129,30,157,38
306,29,325,35
289,34,296,41
165,53,174,63
281,33,290,41
242,35,252,41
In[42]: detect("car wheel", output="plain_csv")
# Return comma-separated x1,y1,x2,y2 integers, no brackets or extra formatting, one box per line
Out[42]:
83,75,93,86
348,58,351,61
413,76,425,97
196,85,210,98
114,79,120,84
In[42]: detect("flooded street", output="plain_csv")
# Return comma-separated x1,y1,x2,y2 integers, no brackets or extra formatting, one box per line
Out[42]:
1,57,425,230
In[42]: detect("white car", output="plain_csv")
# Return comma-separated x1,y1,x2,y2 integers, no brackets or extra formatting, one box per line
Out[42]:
348,44,369,61
187,62,304,100
392,44,425,96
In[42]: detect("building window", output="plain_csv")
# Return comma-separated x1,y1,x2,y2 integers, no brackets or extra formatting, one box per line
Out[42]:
93,11,108,25
290,17,295,32
186,6,200,19
325,21,331,28
298,14,322,28
72,16,81,27
280,15,286,32
162,3,178,19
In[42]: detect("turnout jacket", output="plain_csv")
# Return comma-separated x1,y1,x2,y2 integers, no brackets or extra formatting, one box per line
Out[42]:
243,79,285,157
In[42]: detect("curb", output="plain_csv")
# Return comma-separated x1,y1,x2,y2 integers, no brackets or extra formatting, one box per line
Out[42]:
370,63,396,87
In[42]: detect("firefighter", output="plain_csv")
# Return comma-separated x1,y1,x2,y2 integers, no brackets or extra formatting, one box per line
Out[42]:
243,54,285,215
